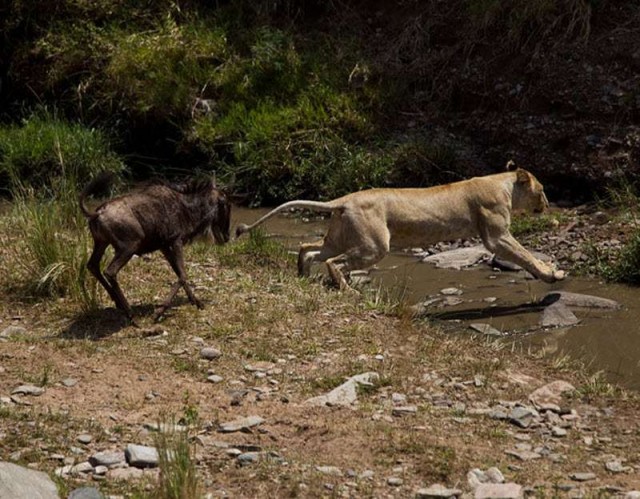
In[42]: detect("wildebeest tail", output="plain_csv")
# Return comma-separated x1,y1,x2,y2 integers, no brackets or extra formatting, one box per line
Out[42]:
79,171,115,219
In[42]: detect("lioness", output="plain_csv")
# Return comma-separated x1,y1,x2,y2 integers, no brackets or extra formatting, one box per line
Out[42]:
236,165,565,289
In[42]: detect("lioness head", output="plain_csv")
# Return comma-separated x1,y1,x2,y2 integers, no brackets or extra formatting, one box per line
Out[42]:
512,168,549,214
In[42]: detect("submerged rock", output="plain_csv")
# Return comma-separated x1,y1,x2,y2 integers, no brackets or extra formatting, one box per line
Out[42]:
540,303,580,328
540,291,621,310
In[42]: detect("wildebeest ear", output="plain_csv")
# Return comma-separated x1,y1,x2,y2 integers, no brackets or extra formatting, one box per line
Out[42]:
506,159,517,171
516,168,530,183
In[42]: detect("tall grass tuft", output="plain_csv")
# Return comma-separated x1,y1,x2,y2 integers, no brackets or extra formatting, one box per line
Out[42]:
151,421,200,499
0,112,123,310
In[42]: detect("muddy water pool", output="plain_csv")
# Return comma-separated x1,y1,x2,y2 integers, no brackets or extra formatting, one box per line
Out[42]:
234,207,640,390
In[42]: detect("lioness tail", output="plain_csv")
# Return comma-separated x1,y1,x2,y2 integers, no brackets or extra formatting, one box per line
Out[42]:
235,200,337,238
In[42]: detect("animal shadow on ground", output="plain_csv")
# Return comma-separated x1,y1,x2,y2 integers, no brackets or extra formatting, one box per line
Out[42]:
425,295,559,322
59,299,193,339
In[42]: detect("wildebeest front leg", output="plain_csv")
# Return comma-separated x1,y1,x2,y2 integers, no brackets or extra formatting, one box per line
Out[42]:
155,243,203,320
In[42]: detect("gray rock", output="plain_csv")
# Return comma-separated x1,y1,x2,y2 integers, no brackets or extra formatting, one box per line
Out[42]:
237,452,261,465
569,472,596,482
305,372,379,407
475,483,523,499
89,451,126,467
61,378,78,387
0,461,59,499
605,461,628,473
70,462,94,474
11,385,45,396
469,467,506,488
125,444,159,468
625,492,640,499
422,246,491,270
108,467,143,480
541,291,621,310
316,466,342,477
200,347,222,360
416,483,463,498
0,325,27,338
387,477,403,486
392,405,418,416
470,323,503,337
505,449,542,461
218,415,265,433
440,287,463,296
551,426,567,437
540,303,579,328
509,407,536,428
68,486,104,499
529,380,575,412
207,374,224,383
77,434,93,444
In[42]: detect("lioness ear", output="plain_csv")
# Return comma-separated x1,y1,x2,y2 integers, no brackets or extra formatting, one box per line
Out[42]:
516,168,530,184
506,159,517,171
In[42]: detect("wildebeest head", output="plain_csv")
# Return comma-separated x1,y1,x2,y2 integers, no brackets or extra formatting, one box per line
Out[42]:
212,189,231,245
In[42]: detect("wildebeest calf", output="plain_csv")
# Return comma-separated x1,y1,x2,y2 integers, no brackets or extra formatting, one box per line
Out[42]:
79,173,231,321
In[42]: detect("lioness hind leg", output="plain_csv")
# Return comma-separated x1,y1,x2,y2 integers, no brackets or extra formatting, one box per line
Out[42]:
485,233,564,283
298,241,329,277
325,248,387,291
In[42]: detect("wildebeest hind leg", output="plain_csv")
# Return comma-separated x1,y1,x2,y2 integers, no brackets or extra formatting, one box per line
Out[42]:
87,240,123,308
104,250,135,318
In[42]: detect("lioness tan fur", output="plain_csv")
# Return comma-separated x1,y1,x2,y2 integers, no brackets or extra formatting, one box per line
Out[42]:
236,167,565,289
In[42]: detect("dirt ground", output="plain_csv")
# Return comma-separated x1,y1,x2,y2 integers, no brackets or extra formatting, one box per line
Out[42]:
1,209,639,498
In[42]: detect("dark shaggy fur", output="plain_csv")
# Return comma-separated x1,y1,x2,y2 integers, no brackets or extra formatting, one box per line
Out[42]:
79,173,231,321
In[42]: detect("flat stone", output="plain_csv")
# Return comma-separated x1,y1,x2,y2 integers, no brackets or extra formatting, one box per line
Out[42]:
470,323,503,337
529,380,575,412
125,444,159,468
505,449,542,461
207,374,224,383
68,486,104,499
77,434,93,444
387,477,403,486
108,467,143,480
509,407,536,428
392,405,418,416
61,378,78,387
475,483,523,499
218,415,265,433
200,347,222,360
540,291,621,310
71,462,94,474
0,461,59,499
11,385,45,396
552,426,567,437
569,472,596,482
0,325,27,338
422,246,491,270
416,483,463,497
316,465,342,476
440,287,463,296
89,451,126,467
540,303,579,328
305,372,379,407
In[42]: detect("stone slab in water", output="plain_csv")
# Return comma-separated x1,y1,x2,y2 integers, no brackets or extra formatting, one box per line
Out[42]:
422,246,491,270
540,291,621,310
540,302,580,328
0,461,59,499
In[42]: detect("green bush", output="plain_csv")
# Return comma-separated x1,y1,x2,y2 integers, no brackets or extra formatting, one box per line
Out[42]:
0,112,124,197
601,228,640,284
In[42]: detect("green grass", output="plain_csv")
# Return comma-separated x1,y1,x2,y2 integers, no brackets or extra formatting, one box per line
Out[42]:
0,111,124,197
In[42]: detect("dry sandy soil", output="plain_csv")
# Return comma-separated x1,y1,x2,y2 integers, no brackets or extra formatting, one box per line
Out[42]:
0,211,639,498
